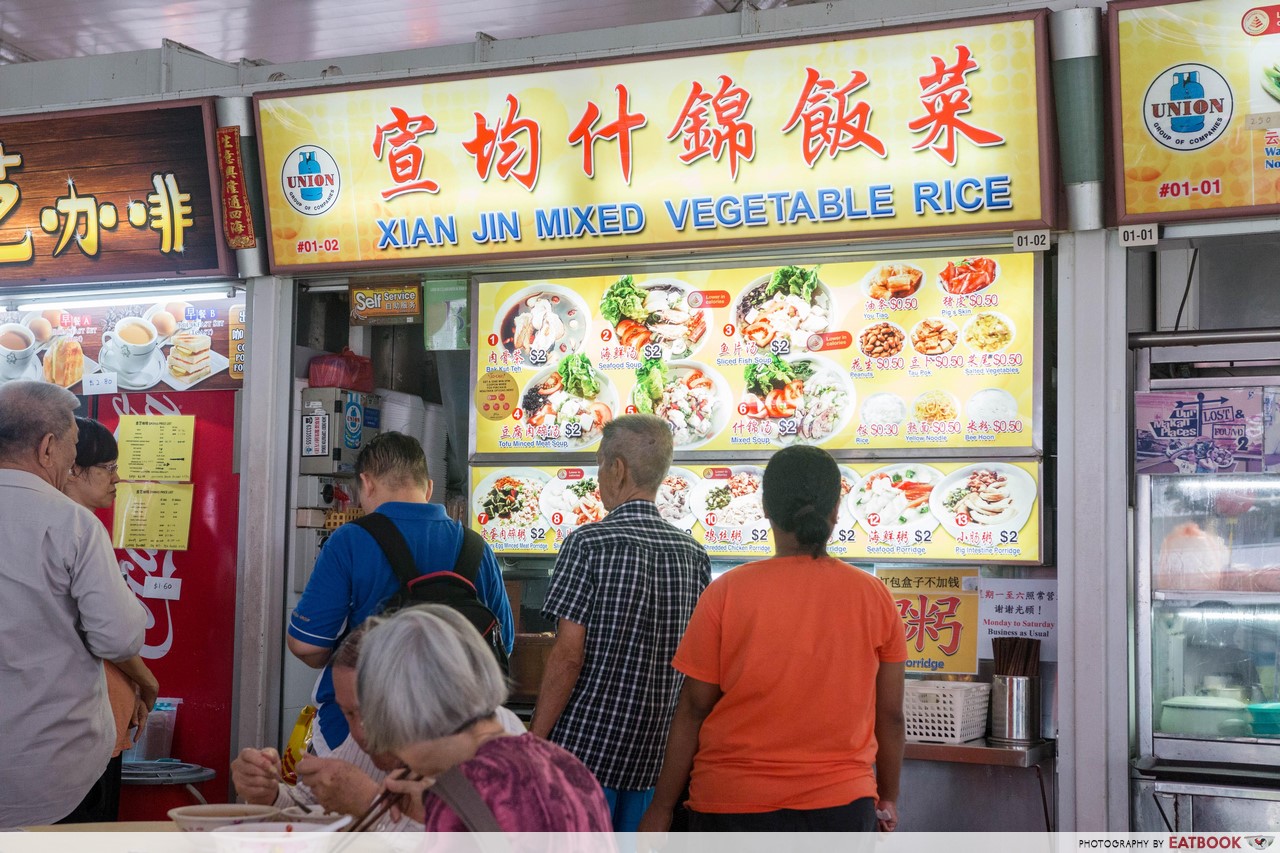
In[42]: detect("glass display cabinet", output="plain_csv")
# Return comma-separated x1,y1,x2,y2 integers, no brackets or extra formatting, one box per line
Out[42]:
1137,474,1280,768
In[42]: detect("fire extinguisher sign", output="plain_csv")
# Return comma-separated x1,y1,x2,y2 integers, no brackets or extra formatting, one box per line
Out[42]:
302,413,328,457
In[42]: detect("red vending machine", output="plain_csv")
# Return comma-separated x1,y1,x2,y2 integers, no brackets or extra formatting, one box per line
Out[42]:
94,389,241,818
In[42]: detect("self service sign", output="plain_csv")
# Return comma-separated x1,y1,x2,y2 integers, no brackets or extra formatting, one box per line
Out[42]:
255,12,1054,271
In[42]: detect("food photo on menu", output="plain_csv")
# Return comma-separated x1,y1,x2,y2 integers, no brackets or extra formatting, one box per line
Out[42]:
0,300,232,392
738,353,854,445
631,357,727,448
519,353,616,448
735,265,832,349
599,275,709,359
495,284,589,364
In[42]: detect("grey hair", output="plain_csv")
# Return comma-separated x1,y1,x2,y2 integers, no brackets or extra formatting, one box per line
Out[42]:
357,604,508,754
0,381,78,462
599,413,673,492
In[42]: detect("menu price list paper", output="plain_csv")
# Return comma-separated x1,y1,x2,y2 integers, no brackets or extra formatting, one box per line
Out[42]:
470,460,1041,563
472,253,1036,457
111,483,194,551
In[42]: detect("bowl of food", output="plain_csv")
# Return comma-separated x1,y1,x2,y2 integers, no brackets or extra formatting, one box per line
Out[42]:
962,311,1016,354
212,819,348,853
279,805,346,825
937,257,1000,295
909,317,960,356
860,262,925,300
168,804,283,832
734,266,833,351
857,321,906,359
599,276,709,359
631,359,729,450
494,283,590,366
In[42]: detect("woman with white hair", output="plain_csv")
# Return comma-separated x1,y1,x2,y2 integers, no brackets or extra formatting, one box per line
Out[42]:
359,604,611,831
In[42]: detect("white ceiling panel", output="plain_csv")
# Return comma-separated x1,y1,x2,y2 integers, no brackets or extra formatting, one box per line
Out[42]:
0,0,738,65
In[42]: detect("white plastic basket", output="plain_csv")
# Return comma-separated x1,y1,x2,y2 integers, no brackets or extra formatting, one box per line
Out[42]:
903,680,991,743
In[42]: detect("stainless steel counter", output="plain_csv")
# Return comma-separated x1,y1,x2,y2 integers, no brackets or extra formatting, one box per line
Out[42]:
900,739,1056,831
905,737,1055,768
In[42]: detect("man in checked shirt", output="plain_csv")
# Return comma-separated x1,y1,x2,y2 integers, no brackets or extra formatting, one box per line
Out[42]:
530,414,710,832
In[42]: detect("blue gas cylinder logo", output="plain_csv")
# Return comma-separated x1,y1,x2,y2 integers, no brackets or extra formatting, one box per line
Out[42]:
1142,63,1233,152
282,145,342,216
343,399,363,450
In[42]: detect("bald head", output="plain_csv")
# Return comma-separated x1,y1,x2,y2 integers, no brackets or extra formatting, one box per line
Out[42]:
0,381,80,487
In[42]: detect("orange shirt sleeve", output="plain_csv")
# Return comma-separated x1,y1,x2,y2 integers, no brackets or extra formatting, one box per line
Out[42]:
875,580,909,663
671,576,724,686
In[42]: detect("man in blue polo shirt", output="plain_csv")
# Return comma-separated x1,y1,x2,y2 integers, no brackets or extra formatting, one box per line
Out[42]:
287,431,515,752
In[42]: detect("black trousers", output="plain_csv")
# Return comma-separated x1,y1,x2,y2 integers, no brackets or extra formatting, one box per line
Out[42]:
688,796,878,832
56,754,123,824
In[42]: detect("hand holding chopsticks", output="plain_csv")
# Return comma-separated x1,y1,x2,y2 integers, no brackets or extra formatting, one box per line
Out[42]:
345,768,424,833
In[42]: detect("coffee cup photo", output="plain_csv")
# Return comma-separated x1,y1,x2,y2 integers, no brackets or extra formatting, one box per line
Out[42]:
0,322,36,380
100,317,158,374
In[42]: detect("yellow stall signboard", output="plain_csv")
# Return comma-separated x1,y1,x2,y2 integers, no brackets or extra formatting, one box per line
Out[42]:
470,460,1041,564
473,253,1036,455
1112,0,1280,221
256,14,1052,270
879,567,980,675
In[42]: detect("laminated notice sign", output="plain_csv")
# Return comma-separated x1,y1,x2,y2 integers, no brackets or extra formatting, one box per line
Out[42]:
879,567,979,675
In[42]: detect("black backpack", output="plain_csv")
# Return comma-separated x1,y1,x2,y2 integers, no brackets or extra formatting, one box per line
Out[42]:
352,513,509,673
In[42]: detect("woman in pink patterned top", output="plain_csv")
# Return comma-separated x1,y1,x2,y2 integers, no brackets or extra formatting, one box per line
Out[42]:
358,605,611,832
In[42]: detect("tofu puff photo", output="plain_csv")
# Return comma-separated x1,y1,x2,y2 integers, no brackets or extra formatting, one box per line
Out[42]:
167,332,212,382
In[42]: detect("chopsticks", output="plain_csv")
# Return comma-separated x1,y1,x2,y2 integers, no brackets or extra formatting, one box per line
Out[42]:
344,768,421,833
992,637,1041,677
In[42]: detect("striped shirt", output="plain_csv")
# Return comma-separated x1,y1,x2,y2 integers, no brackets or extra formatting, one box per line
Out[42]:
542,500,710,790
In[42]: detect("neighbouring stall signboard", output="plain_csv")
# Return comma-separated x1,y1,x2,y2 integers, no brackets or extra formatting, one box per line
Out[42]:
470,460,1042,563
256,14,1052,271
879,567,979,674
0,296,244,394
1135,388,1266,473
472,253,1036,455
1111,0,1280,222
978,577,1057,661
0,101,231,286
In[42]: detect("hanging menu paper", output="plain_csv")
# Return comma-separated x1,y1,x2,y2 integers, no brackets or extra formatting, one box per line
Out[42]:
112,483,194,550
473,253,1036,455
116,415,195,482
470,459,1042,563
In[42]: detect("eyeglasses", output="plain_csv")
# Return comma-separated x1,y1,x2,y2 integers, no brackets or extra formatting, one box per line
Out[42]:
92,462,119,474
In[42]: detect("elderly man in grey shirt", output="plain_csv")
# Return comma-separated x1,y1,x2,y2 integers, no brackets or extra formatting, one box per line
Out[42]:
0,381,146,829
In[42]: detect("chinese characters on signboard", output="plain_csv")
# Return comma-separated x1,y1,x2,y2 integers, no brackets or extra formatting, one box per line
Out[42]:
0,101,228,286
257,15,1051,268
880,567,979,674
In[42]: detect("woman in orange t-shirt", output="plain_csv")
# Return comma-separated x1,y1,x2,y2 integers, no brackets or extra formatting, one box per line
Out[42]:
639,445,907,833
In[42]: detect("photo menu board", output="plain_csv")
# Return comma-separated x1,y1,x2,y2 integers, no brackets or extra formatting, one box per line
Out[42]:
0,297,244,395
472,253,1036,456
470,459,1041,563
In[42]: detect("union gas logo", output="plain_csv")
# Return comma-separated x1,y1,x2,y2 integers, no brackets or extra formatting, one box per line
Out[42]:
1143,63,1233,152
282,145,341,216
